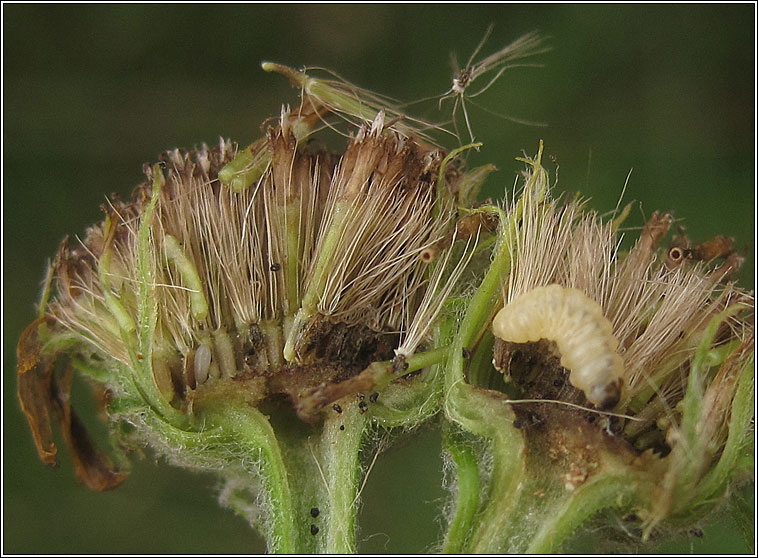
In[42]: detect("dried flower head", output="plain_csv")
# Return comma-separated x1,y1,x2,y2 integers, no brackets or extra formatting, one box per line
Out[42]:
16,67,494,555
440,147,754,552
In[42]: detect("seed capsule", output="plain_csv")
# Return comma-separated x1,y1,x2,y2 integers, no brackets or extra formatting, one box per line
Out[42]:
194,343,212,385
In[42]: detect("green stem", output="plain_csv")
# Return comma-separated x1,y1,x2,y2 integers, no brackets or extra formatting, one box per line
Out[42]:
199,403,299,553
184,391,373,554
441,425,480,554
318,398,367,553
446,385,523,553
525,474,645,553
466,436,522,553
441,147,550,551
439,205,512,551
372,345,450,393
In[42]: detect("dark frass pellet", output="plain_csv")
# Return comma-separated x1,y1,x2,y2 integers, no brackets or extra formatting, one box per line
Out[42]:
339,425,345,431
310,507,320,518
369,392,379,403
358,401,368,414
269,263,281,272
310,524,319,535
332,403,342,414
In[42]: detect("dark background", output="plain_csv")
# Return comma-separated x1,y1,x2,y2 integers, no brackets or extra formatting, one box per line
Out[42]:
3,4,754,554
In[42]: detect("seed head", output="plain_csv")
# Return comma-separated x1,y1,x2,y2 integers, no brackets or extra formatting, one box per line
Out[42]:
17,76,489,487
486,151,754,542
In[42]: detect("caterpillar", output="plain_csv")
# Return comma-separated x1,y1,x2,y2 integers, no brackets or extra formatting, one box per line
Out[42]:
492,284,624,409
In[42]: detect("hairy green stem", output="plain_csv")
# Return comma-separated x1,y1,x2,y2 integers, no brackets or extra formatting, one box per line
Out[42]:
318,399,367,553
440,150,554,552
171,392,374,553
200,403,299,553
441,425,480,553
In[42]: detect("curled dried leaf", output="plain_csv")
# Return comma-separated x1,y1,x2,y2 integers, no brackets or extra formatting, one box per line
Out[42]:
51,367,126,491
17,317,126,491
16,317,57,466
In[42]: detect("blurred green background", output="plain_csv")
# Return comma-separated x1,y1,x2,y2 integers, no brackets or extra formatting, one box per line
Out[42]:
3,4,754,554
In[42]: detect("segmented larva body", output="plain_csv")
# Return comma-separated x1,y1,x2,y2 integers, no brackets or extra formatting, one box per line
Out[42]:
492,284,624,408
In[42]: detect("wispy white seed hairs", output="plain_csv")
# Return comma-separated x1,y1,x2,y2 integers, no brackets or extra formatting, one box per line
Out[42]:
283,110,472,364
439,27,550,142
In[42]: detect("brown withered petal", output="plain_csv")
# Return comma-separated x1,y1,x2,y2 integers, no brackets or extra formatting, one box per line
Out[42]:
51,367,126,491
691,235,735,261
16,317,57,466
711,251,745,282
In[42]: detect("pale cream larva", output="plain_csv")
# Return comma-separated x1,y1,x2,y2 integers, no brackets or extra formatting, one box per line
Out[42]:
492,284,624,408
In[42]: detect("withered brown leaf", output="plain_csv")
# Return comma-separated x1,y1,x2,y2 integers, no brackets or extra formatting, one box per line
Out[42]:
16,317,57,466
17,317,126,491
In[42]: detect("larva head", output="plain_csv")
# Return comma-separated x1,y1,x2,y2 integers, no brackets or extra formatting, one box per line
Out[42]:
585,376,622,409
